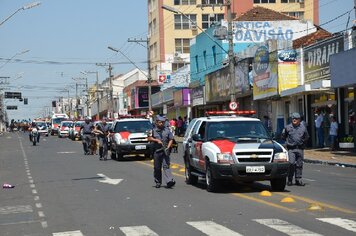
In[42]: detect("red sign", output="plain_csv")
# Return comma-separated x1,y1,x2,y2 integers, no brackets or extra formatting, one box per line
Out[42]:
229,101,239,111
158,74,166,83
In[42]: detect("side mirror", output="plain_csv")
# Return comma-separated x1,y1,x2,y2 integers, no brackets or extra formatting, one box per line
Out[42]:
192,134,202,142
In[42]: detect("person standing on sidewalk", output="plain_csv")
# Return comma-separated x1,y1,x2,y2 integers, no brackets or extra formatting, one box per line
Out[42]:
329,116,338,151
282,112,310,186
315,110,324,148
148,115,175,189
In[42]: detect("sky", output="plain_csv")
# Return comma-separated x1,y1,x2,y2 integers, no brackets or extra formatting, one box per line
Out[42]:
0,0,355,121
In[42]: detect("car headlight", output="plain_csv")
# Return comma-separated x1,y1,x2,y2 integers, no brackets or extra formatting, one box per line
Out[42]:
217,153,235,164
273,152,289,162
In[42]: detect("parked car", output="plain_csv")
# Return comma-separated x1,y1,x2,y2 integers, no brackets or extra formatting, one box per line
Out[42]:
69,120,84,140
183,111,290,192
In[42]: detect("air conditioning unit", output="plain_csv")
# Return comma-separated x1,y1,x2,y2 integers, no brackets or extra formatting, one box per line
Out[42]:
174,51,181,58
191,23,197,31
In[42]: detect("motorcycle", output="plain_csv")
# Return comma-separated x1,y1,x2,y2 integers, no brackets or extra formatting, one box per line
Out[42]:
30,128,39,146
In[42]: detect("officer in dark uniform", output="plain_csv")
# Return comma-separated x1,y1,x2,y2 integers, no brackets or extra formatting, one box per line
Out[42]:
94,117,111,160
282,112,310,186
80,117,94,155
148,115,175,188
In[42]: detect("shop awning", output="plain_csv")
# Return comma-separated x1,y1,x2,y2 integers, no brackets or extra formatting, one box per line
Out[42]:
280,80,331,97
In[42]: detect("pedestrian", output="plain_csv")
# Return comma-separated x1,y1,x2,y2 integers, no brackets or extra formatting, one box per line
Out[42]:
80,117,94,155
93,117,111,160
177,116,183,136
169,118,177,136
315,110,324,148
148,115,176,189
329,116,338,151
282,112,310,186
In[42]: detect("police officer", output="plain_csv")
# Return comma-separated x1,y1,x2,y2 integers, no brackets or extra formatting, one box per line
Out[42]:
148,115,175,188
80,117,94,155
282,112,310,186
93,117,111,160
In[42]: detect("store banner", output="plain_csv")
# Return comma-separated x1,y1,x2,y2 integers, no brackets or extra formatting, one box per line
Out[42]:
252,45,278,100
278,49,299,92
192,86,204,106
205,66,231,102
304,35,344,83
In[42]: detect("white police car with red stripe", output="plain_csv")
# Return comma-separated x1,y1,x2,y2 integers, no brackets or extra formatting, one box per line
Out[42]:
183,111,289,192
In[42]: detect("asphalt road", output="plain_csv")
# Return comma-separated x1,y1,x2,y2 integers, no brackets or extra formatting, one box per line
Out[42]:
1,132,356,236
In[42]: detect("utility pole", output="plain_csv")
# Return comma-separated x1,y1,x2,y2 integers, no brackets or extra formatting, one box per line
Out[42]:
197,1,235,102
127,37,152,112
96,63,113,118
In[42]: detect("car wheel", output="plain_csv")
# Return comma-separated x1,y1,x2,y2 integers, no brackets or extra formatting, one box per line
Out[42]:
206,162,219,192
270,178,286,192
144,153,151,159
111,150,116,160
116,153,124,161
185,159,198,185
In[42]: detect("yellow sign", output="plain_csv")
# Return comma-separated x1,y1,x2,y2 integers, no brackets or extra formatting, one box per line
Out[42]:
278,63,299,92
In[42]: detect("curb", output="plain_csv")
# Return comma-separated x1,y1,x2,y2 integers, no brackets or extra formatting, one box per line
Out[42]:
304,158,356,168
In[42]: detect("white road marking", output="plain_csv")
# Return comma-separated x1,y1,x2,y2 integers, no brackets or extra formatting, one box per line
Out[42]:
97,173,123,185
187,221,243,236
317,218,356,233
29,179,34,184
41,221,48,228
53,230,84,236
35,203,42,208
119,226,158,236
38,211,45,217
57,151,77,154
30,184,36,188
0,205,33,214
253,219,321,236
32,189,38,194
303,178,316,182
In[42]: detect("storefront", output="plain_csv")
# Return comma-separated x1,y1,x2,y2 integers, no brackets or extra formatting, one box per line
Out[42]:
330,47,356,151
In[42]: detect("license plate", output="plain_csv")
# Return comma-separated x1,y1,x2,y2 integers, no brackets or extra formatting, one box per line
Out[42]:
135,145,146,150
246,166,265,173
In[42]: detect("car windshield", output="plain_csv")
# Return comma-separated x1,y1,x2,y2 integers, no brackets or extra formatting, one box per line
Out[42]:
114,120,152,133
52,118,65,124
61,122,72,127
207,121,270,141
75,122,84,127
36,122,46,127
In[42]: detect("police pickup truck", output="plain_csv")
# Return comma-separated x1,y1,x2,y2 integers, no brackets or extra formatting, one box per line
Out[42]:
110,116,153,161
183,111,290,192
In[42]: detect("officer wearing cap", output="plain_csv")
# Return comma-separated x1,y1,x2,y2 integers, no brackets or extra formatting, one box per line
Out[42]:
80,116,94,155
93,117,111,160
282,112,310,186
147,115,175,188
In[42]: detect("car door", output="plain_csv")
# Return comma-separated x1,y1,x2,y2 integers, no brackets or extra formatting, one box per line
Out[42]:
190,121,207,171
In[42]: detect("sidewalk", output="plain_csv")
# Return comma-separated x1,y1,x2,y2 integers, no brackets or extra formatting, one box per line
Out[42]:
174,136,356,168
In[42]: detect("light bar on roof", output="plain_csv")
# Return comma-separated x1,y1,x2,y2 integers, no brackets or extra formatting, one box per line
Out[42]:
205,110,256,116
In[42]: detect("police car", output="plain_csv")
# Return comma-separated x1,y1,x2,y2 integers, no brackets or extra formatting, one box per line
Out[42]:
183,111,290,192
110,116,153,161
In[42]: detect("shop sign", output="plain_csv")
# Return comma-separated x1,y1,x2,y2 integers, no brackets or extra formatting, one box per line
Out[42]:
304,35,344,83
192,86,204,106
278,49,300,92
205,66,231,102
174,90,183,106
252,44,278,100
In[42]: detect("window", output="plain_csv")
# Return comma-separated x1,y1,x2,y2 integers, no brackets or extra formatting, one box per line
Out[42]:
172,63,186,72
254,0,276,2
281,0,296,3
202,14,224,29
195,55,199,73
203,51,207,69
174,0,196,5
152,19,157,33
175,38,190,53
282,11,304,19
174,14,197,29
202,0,224,4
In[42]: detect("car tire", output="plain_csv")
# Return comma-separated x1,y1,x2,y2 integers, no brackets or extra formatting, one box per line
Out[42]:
270,178,286,192
144,153,151,159
185,159,198,185
111,150,116,160
206,162,219,192
116,153,124,161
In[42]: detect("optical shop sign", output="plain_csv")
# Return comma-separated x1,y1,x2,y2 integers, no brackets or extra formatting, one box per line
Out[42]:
226,20,316,43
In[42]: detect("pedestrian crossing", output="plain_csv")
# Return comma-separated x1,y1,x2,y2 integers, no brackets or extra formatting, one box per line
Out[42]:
50,217,356,235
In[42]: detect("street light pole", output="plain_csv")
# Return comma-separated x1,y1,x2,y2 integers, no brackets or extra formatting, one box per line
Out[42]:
226,0,235,103
0,2,41,27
